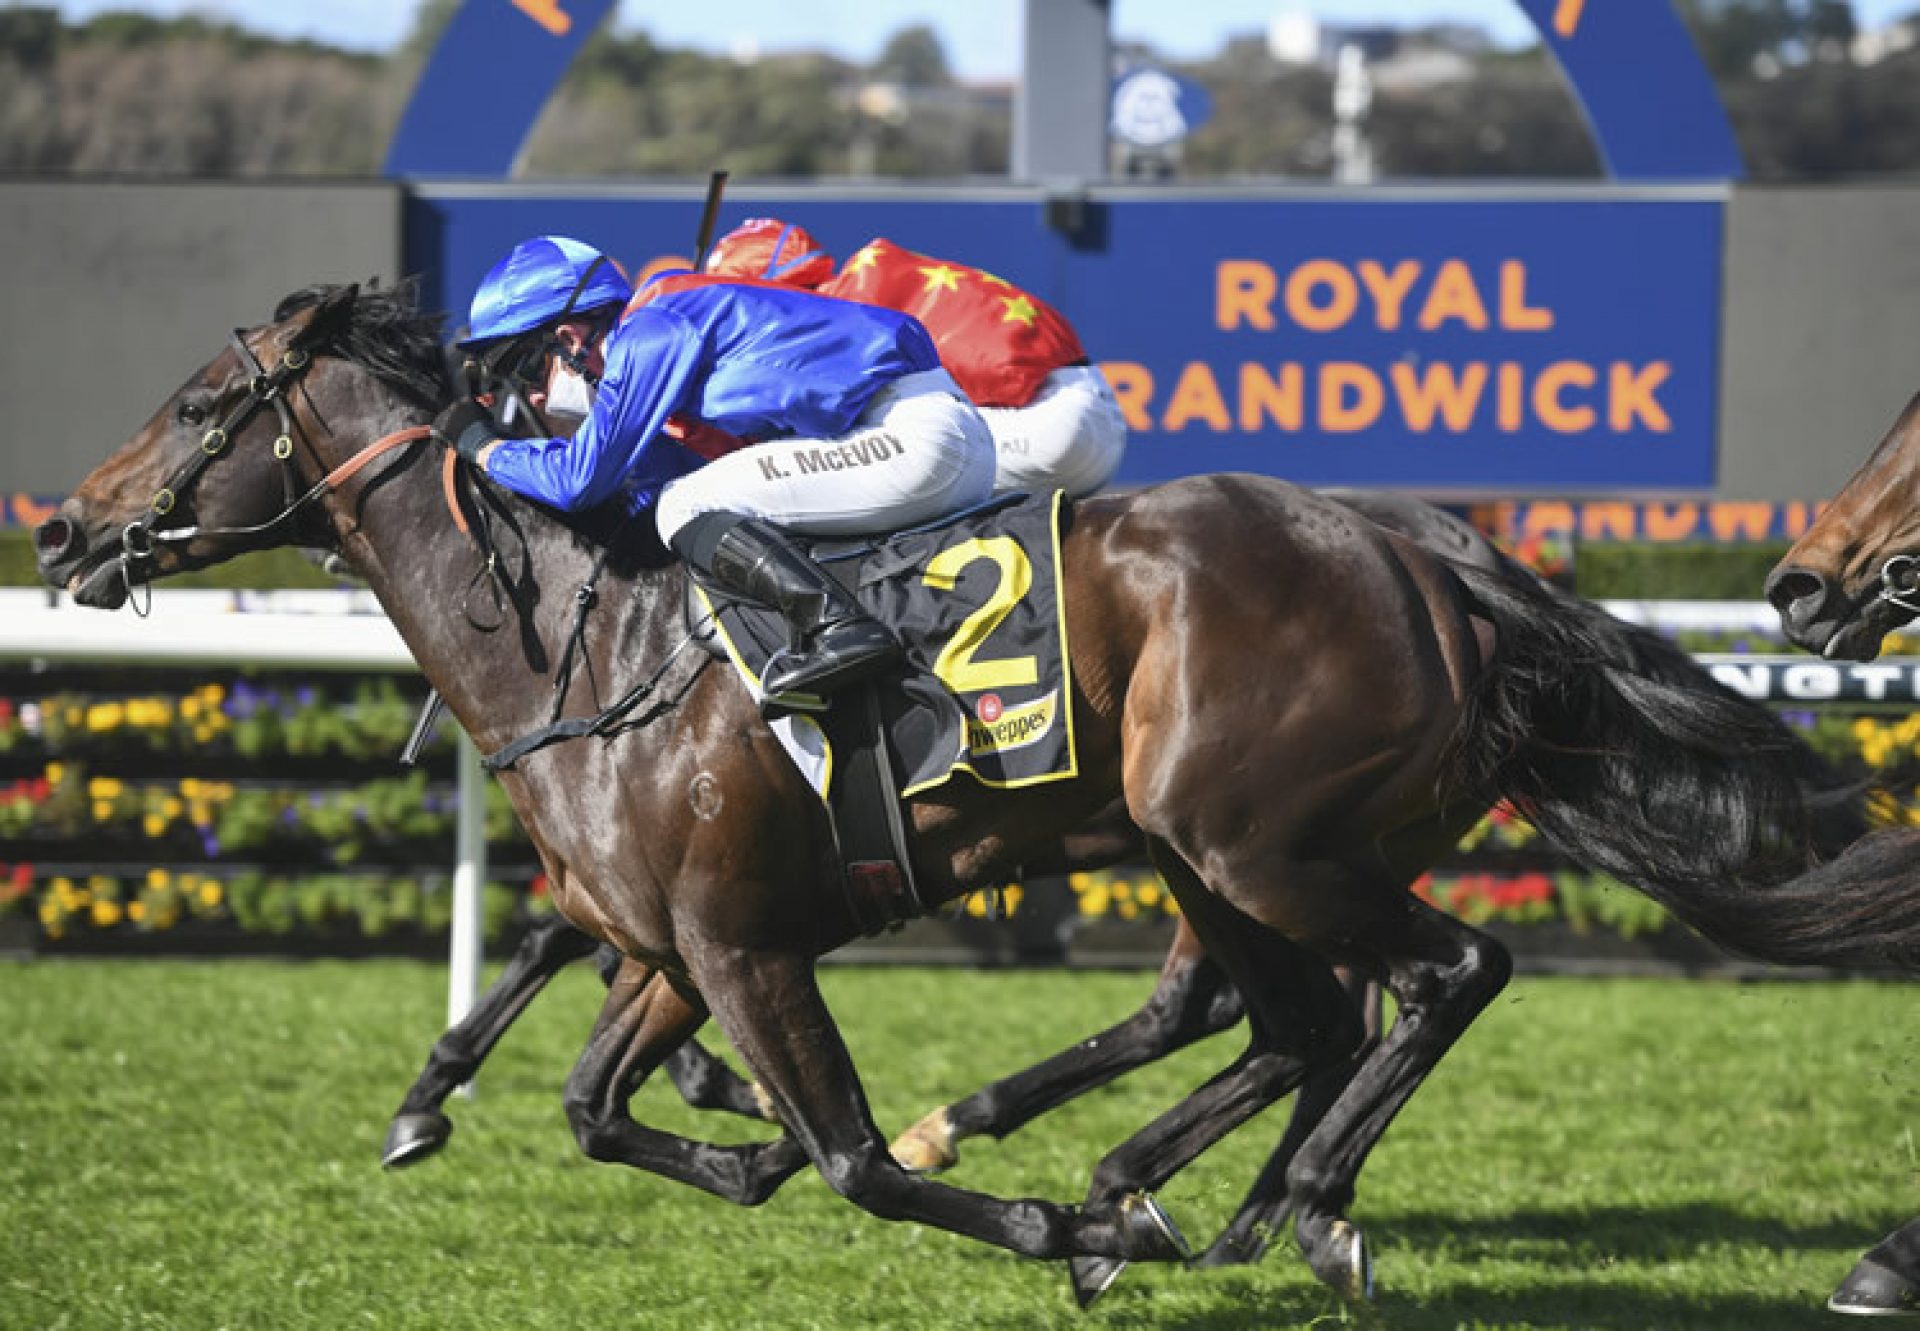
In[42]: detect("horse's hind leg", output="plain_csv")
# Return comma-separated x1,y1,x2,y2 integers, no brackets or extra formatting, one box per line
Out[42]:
563,959,810,1205
1285,900,1512,1298
891,920,1244,1174
383,912,600,1169
1194,966,1380,1269
1065,840,1369,1305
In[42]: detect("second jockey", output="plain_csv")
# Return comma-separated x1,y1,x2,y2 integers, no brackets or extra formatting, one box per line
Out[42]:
434,234,998,707
688,219,1126,498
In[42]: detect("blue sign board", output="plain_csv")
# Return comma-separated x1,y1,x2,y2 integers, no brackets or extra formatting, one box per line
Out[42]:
414,190,1724,493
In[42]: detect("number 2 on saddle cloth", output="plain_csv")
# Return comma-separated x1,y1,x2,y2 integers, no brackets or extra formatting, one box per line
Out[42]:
692,489,1080,803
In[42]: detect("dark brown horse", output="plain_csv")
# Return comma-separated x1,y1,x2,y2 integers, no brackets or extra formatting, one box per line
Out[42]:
39,284,1920,1300
382,485,1881,1298
1766,399,1920,1319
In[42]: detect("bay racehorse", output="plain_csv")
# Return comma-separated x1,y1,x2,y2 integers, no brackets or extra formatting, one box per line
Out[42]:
381,486,1880,1299
37,283,1920,1299
1765,398,1920,1319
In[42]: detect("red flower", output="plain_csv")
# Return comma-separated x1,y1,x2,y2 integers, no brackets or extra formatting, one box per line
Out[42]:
529,873,549,900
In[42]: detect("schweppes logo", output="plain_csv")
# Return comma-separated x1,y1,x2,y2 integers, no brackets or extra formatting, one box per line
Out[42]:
966,690,1059,756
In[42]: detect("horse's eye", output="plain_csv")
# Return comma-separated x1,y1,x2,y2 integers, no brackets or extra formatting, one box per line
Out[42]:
176,401,209,429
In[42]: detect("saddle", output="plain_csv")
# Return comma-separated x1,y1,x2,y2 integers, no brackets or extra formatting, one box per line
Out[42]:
688,491,1080,933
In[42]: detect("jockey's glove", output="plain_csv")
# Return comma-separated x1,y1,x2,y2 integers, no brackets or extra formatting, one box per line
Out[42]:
432,399,500,464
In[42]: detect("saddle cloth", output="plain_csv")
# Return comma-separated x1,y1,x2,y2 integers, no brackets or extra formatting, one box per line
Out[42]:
692,490,1078,800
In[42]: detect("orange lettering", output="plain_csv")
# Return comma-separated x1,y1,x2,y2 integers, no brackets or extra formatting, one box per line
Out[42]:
1390,362,1487,432
1320,363,1384,433
1708,503,1776,542
1216,261,1278,331
1238,363,1304,431
1533,361,1596,432
1417,260,1490,331
1496,363,1524,431
1519,502,1575,541
1644,503,1701,542
1100,362,1154,433
1500,261,1554,331
512,0,573,35
1162,362,1231,432
1610,362,1673,431
1581,503,1638,541
1285,261,1360,333
1358,260,1421,331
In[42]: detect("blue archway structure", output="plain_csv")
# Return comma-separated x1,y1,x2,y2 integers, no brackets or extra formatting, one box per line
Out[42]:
391,1,1744,496
386,0,1744,181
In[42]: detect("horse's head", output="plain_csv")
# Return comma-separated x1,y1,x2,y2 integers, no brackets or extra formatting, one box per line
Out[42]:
1767,393,1920,660
35,282,449,608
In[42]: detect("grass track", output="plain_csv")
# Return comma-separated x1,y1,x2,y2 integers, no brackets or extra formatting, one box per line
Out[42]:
1,962,1916,1329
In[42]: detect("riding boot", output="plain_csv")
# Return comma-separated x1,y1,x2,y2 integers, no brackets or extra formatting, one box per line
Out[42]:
673,512,902,705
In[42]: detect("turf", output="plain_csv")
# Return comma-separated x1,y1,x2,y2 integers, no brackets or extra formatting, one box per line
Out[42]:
1,963,1915,1330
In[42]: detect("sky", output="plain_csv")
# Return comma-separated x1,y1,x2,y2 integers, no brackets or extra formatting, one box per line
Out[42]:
38,0,1920,79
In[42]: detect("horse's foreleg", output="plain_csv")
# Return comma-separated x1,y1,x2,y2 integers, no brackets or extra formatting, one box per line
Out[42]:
1285,901,1512,1300
1830,1215,1920,1316
1195,969,1383,1268
382,912,600,1169
563,959,809,1206
891,921,1243,1174
662,1040,779,1122
694,945,1190,1263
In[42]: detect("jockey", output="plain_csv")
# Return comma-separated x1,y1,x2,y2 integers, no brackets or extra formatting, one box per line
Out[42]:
435,234,997,705
694,219,1126,498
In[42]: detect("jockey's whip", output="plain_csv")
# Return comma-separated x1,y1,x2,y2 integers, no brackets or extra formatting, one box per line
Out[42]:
693,170,729,272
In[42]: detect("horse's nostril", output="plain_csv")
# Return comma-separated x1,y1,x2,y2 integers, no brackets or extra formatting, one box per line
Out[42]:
1765,566,1827,616
33,516,75,561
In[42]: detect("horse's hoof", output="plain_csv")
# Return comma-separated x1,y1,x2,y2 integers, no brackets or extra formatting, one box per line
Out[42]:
1118,1192,1192,1263
381,1112,453,1170
1301,1216,1373,1301
1069,1256,1127,1309
889,1107,958,1175
1829,1257,1920,1317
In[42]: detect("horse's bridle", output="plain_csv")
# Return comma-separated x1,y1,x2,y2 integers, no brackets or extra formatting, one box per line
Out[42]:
116,329,432,614
1877,555,1920,617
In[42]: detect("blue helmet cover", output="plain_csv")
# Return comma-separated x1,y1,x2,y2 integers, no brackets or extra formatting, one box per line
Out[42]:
462,235,634,347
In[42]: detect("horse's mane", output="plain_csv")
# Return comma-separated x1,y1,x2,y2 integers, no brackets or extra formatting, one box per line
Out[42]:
274,280,449,408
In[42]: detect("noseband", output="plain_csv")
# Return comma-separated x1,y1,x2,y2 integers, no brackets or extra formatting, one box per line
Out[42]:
116,329,431,614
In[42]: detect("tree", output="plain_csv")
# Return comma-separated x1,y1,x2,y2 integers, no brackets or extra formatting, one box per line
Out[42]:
872,24,950,87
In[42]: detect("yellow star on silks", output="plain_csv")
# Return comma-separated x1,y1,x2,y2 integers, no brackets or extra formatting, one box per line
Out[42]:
1000,294,1039,327
920,264,962,294
843,244,883,274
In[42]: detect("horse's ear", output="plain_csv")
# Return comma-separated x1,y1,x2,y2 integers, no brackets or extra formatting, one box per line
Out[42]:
289,283,359,353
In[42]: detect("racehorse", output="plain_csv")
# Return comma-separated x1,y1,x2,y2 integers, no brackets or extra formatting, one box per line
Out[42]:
1765,400,1920,1318
381,486,1881,1295
38,282,1920,1300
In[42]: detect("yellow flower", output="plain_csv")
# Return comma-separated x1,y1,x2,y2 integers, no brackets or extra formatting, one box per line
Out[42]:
128,901,146,922
85,702,125,732
90,899,122,927
88,776,124,800
1078,886,1111,917
198,882,223,908
44,762,65,785
180,697,201,720
143,813,167,837
146,868,172,889
91,800,113,822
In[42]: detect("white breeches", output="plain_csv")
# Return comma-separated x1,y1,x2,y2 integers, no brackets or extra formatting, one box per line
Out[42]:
977,364,1128,499
654,368,998,543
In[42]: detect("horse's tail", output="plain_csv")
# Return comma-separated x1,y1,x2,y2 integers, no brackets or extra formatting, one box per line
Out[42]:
1443,561,1920,970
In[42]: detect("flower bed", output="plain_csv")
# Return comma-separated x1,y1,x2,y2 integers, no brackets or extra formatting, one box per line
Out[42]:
2,655,1915,958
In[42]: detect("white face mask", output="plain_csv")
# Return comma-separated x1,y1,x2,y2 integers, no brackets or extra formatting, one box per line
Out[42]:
543,355,595,420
